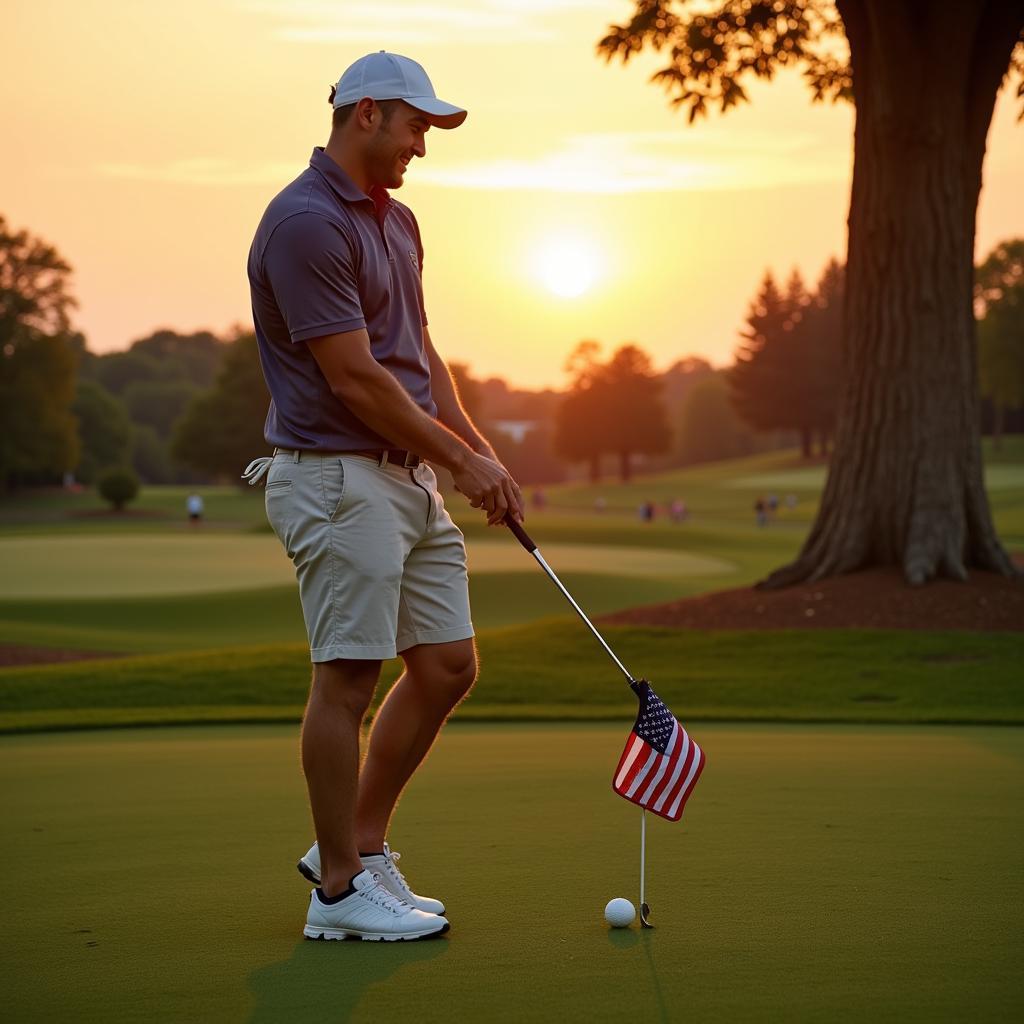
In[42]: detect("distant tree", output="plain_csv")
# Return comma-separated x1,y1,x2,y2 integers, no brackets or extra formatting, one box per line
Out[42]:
678,371,760,465
0,216,81,488
489,426,568,486
88,349,165,396
598,1,1024,585
553,340,671,482
975,239,1024,449
128,329,224,389
601,344,672,481
122,379,198,437
172,333,270,481
131,425,176,484
73,380,133,485
733,270,802,446
799,258,844,452
553,340,608,482
0,214,78,338
660,355,715,410
97,467,140,512
0,329,80,489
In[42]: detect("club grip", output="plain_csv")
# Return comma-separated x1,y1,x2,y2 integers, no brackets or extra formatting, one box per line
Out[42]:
503,514,537,553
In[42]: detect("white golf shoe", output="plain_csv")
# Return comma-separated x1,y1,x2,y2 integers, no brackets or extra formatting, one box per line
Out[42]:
298,841,446,915
304,868,449,942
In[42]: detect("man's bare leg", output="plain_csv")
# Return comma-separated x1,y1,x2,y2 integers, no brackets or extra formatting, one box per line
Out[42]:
301,658,381,897
354,639,477,851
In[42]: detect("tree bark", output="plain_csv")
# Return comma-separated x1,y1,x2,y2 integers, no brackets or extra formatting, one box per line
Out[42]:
762,0,1022,588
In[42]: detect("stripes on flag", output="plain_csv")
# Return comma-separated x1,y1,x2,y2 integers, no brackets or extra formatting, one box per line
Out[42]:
612,680,705,822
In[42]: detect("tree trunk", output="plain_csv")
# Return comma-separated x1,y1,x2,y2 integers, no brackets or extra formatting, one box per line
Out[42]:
762,0,1021,588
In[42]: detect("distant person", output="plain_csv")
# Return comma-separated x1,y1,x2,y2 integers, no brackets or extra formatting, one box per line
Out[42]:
669,497,687,524
186,492,204,524
785,493,798,510
754,496,767,527
594,496,607,514
767,493,779,515
243,51,523,943
532,488,546,511
638,500,655,523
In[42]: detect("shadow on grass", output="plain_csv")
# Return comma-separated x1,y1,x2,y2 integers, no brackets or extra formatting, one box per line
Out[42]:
607,928,669,1023
247,934,449,1022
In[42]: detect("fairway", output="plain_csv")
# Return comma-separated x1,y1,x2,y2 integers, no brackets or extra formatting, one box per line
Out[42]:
0,534,735,599
2,723,1021,1023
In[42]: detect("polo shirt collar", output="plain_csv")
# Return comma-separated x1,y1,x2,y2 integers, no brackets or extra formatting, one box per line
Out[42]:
310,146,392,211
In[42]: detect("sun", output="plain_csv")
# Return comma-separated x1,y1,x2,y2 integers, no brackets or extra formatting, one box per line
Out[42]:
534,233,603,298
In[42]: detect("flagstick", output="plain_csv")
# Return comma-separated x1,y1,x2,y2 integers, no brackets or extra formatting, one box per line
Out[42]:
640,808,653,928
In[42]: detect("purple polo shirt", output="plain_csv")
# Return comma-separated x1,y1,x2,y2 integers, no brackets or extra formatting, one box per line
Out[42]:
247,146,436,450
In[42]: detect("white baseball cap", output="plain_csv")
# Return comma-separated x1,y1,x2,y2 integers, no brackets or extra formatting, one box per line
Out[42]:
332,51,467,129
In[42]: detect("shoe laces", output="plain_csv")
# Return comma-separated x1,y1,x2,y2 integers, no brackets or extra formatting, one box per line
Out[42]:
384,850,413,895
363,872,410,914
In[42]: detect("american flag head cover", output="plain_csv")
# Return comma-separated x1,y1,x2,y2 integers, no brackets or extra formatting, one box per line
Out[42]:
612,680,705,822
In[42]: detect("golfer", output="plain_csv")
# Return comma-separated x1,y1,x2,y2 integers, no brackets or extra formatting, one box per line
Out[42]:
244,51,524,941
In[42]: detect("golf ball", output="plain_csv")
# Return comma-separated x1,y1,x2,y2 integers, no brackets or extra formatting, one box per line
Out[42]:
604,897,636,928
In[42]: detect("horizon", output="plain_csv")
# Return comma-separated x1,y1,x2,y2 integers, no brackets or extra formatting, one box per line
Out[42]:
5,0,1024,390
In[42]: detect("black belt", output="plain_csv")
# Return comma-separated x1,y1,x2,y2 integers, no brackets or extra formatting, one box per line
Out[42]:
273,447,421,468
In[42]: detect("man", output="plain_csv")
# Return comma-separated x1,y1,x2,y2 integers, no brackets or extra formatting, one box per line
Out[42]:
245,51,524,942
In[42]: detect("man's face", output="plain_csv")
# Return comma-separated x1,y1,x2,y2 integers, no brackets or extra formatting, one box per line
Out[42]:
366,102,430,190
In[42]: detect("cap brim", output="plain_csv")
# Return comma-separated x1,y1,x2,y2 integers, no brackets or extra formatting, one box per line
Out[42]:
404,96,467,129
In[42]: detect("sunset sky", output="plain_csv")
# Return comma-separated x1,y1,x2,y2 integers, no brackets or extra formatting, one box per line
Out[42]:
6,0,1023,389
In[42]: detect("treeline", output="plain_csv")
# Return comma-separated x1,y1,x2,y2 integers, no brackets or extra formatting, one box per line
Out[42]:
3,209,1020,493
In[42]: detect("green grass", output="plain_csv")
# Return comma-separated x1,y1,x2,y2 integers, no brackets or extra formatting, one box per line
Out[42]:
0,534,738,600
0,570,744,655
2,624,1022,734
1,443,1019,736
1,722,1021,1022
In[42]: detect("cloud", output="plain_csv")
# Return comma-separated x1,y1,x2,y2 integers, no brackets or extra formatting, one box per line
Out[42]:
235,0,595,45
411,129,850,193
83,130,847,192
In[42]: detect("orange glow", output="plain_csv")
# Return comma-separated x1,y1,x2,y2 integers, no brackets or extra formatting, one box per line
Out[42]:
4,1,1023,388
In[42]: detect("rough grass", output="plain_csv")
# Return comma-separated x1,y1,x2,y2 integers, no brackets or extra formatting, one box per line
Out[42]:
2,624,1022,734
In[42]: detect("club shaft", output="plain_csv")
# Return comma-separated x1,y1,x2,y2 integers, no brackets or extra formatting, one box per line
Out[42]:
529,549,635,685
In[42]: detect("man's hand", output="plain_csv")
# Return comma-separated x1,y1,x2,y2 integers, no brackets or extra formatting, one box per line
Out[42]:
452,452,525,526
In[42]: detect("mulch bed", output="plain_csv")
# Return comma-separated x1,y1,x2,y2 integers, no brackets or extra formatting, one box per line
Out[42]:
0,645,123,668
599,568,1024,632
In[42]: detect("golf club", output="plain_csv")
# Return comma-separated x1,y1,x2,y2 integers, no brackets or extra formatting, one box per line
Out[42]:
504,514,655,927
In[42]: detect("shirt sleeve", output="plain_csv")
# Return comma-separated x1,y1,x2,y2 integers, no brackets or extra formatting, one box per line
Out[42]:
262,213,366,343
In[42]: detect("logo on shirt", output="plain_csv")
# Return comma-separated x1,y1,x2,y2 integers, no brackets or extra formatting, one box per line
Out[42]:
408,250,419,272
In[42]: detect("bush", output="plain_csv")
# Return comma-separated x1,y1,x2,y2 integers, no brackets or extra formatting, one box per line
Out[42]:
97,467,140,511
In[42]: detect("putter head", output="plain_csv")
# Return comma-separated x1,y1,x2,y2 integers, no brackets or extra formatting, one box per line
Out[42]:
640,902,654,929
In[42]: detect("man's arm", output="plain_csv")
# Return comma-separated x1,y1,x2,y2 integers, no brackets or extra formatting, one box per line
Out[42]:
423,326,497,459
306,328,523,524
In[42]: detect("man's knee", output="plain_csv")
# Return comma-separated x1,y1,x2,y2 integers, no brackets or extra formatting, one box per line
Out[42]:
310,658,380,717
407,640,478,704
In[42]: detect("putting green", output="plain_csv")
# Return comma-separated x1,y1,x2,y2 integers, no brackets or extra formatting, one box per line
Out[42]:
1,723,1020,1022
0,535,734,599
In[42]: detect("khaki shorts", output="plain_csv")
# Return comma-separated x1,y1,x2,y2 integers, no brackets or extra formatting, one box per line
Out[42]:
263,451,474,661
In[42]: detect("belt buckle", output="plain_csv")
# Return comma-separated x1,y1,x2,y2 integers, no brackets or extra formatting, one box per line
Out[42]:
403,451,419,468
